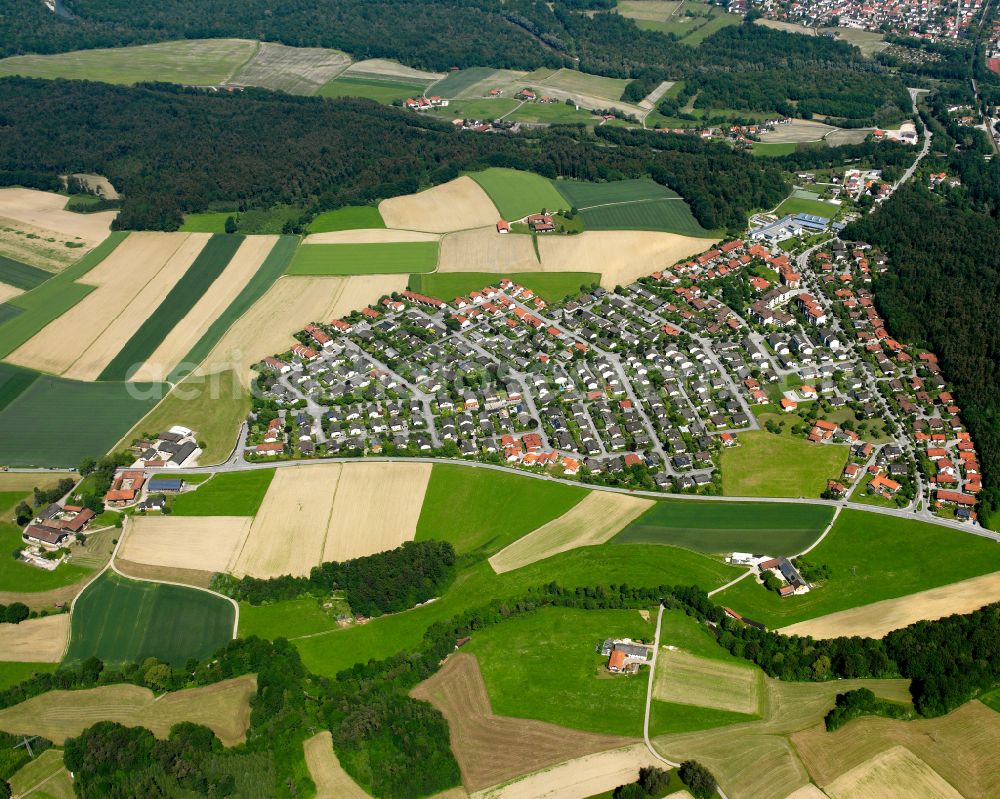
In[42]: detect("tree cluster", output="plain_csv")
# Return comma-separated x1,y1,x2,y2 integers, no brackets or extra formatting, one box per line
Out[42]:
824,687,911,731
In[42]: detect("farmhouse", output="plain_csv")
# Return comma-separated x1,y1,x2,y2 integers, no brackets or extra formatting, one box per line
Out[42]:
104,470,146,506
23,505,96,551
599,638,652,674
758,556,809,596
131,427,200,468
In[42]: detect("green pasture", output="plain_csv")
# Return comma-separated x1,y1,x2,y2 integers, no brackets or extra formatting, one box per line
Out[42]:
0,256,52,290
0,661,57,691
424,67,496,98
0,304,21,326
318,76,428,103
0,362,37,412
719,509,1000,628
432,98,520,120
555,178,678,208
0,232,127,359
238,597,343,640
721,431,849,498
286,241,438,275
415,464,587,555
775,196,841,219
65,572,234,666
506,102,597,125
99,234,244,380
170,469,274,516
407,271,598,304
0,375,165,467
179,211,235,232
580,198,712,236
469,168,569,220
615,499,833,556
307,206,385,233
752,142,797,156
538,68,631,102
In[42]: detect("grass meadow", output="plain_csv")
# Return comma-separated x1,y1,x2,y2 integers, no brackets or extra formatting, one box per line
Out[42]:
721,431,849,498
0,661,57,690
505,102,597,125
407,271,598,304
469,168,569,220
286,241,438,275
615,499,832,556
307,206,385,233
170,469,274,516
179,211,234,233
751,141,797,157
318,76,429,103
425,67,496,97
0,255,52,290
65,572,234,666
718,509,1000,627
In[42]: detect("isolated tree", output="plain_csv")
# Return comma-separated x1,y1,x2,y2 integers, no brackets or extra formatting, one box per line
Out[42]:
224,215,237,234
14,501,33,526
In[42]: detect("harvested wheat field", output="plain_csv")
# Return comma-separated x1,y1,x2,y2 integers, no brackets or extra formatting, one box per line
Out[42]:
115,558,216,590
233,464,342,578
779,570,1000,640
130,235,278,382
196,274,407,384
0,281,23,303
303,731,370,799
324,462,431,562
437,227,540,272
0,188,115,244
305,229,440,244
0,676,255,745
412,653,632,792
344,58,443,82
758,120,836,144
120,515,253,574
489,492,653,574
538,231,716,288
0,614,69,662
822,746,962,799
0,217,95,272
379,177,500,233
474,743,660,799
653,648,761,715
0,471,75,492
782,787,828,799
791,701,1000,799
230,42,351,94
8,232,207,376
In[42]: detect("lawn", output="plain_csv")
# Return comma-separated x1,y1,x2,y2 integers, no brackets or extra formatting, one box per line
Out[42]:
751,142,797,157
286,241,438,275
292,543,742,676
179,211,235,232
170,469,274,516
172,235,297,380
718,509,1000,628
65,571,234,666
423,67,496,98
98,234,244,380
0,39,258,86
0,661,57,691
0,232,128,359
0,375,166,467
0,255,52,290
614,499,833,556
318,76,428,103
721,431,849,498
117,369,250,465
775,196,841,219
0,362,38,412
468,167,569,220
414,464,587,555
407,271,598,304
307,206,385,233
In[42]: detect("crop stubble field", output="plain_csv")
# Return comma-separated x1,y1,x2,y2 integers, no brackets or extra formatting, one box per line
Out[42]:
379,177,500,232
229,42,351,94
0,614,69,662
121,515,253,575
436,227,539,272
653,649,761,715
303,731,370,799
822,746,962,799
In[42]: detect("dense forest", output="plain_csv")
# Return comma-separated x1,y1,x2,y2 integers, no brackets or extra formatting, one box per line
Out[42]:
0,77,788,232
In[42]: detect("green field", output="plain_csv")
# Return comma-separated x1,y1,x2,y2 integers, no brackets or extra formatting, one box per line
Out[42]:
719,509,1000,628
641,1,741,43
721,431,849,498
0,303,21,325
506,102,598,125
99,234,244,380
0,661,57,691
0,362,38,412
172,235,297,380
318,76,429,103
469,168,569,220
775,197,841,219
65,572,234,666
307,206,385,233
615,499,833,556
555,178,678,208
0,375,166,467
751,142,797,157
286,241,438,275
238,597,342,640
407,271,598,304
537,68,631,102
170,469,274,516
0,39,258,86
431,98,520,121
0,232,128,359
415,464,588,555
424,67,496,98
179,211,235,233
0,256,52,290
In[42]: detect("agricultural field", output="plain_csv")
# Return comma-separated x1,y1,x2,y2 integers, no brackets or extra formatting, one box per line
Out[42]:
0,614,70,662
238,596,345,640
822,746,962,799
629,0,739,42
121,515,253,576
414,464,587,555
432,98,520,121
318,76,429,103
779,570,1000,639
411,652,631,792
469,168,568,220
286,241,439,275
0,255,52,290
179,211,236,233
0,361,37,411
7,749,72,799
228,42,351,94
579,198,713,237
721,431,849,497
0,375,165,467
758,120,836,144
0,39,257,86
0,661,56,690
307,206,385,233
379,177,500,233
425,67,499,98
717,509,1000,628
614,499,832,556
303,731,370,799
408,271,598,303
534,69,631,103
341,58,443,83
171,469,274,516
0,676,255,746
504,101,600,125
435,227,539,273
304,229,439,244
775,196,842,219
488,492,654,574
751,142,797,157
65,572,235,666
653,649,762,716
